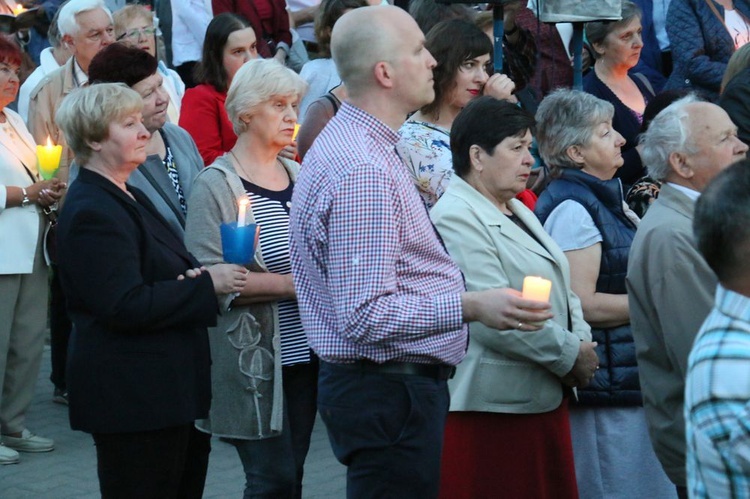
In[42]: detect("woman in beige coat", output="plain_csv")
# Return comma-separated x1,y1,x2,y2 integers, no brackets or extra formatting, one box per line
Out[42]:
430,97,597,499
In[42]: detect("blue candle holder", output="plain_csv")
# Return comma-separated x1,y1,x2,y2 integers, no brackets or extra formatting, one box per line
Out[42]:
220,222,259,265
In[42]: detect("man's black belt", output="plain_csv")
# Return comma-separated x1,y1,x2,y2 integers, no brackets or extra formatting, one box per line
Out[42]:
344,360,455,380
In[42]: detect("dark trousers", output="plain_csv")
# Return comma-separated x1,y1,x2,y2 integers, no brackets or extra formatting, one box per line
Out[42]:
233,359,319,499
93,424,210,499
49,265,71,391
676,485,688,499
317,361,450,499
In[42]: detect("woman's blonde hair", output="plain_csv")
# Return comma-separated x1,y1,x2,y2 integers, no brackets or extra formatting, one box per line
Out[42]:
55,83,143,165
113,4,153,40
722,43,750,93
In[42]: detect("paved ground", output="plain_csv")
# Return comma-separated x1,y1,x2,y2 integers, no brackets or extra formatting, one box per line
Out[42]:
0,346,347,498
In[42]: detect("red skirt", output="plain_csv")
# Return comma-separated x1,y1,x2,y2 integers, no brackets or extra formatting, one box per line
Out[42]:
439,399,578,499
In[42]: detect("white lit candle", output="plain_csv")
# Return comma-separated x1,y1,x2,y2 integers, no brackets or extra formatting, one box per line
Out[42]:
522,276,552,303
238,198,250,227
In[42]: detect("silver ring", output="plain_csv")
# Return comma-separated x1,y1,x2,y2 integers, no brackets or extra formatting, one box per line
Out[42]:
517,321,523,329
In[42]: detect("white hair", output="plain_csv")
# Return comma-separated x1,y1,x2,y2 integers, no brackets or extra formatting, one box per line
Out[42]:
639,94,701,181
225,58,307,136
57,0,112,37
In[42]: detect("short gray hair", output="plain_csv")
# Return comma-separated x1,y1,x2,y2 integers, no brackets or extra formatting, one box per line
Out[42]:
225,58,307,136
57,0,112,37
639,94,701,181
535,89,615,172
56,83,143,165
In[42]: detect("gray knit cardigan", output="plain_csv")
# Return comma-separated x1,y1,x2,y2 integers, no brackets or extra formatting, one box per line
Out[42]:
184,154,300,440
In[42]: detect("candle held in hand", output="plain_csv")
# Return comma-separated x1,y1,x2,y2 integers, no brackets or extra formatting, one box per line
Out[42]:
37,136,62,180
238,198,250,227
522,276,552,303
293,123,301,141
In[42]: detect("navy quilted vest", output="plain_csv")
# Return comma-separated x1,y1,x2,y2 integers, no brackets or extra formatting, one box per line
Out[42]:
535,169,641,406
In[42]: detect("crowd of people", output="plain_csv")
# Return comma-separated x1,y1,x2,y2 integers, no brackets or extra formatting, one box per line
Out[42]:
2,0,750,498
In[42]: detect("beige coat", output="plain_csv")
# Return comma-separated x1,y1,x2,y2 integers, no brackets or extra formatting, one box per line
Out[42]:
431,176,590,414
626,183,717,486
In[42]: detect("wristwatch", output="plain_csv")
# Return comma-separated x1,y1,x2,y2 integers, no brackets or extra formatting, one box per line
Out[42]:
21,187,30,207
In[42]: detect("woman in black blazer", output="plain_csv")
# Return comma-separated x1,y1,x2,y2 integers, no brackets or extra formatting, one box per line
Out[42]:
55,83,248,498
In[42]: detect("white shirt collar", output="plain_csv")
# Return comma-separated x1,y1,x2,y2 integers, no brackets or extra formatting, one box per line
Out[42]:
73,58,88,87
667,182,701,201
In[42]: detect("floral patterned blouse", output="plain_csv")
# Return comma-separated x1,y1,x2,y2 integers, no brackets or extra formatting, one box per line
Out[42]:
396,120,452,210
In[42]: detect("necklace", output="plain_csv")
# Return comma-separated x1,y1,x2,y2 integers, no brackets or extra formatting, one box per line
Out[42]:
0,114,16,140
229,149,283,187
229,149,257,184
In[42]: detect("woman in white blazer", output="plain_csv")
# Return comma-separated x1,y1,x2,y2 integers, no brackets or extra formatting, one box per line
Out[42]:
0,38,65,465
430,97,597,499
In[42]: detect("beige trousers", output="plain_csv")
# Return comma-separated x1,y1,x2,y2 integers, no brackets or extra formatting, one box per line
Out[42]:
0,217,48,434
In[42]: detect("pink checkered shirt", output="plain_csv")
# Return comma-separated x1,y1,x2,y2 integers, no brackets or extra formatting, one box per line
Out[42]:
290,103,468,366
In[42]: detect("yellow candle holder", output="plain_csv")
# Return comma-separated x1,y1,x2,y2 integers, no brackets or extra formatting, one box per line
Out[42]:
37,137,62,180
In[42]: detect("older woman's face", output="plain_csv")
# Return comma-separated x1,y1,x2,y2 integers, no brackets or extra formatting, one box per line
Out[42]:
246,94,298,150
223,28,258,85
131,73,169,133
596,17,643,70
473,129,534,202
0,62,20,110
118,16,156,57
448,54,491,110
96,112,150,171
576,120,626,180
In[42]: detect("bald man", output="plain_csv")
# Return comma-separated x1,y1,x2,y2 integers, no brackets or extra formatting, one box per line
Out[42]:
289,6,554,498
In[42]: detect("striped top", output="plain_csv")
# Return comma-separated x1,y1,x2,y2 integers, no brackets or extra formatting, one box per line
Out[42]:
686,284,750,498
242,177,310,366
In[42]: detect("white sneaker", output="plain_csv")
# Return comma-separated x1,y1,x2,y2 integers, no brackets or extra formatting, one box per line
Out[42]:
2,429,54,453
0,443,19,464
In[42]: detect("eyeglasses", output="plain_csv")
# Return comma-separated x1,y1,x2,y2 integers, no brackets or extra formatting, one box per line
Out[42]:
117,26,156,41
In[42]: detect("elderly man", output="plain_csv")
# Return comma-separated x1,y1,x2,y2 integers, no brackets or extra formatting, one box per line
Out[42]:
289,6,555,498
626,95,748,498
27,0,114,185
685,159,750,498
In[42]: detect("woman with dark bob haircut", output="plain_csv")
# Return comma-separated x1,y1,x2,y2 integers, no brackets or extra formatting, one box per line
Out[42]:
85,42,203,239
179,13,258,166
397,19,518,209
430,96,597,498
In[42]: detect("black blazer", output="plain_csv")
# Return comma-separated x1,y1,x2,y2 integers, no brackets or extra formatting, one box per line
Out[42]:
57,168,218,434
